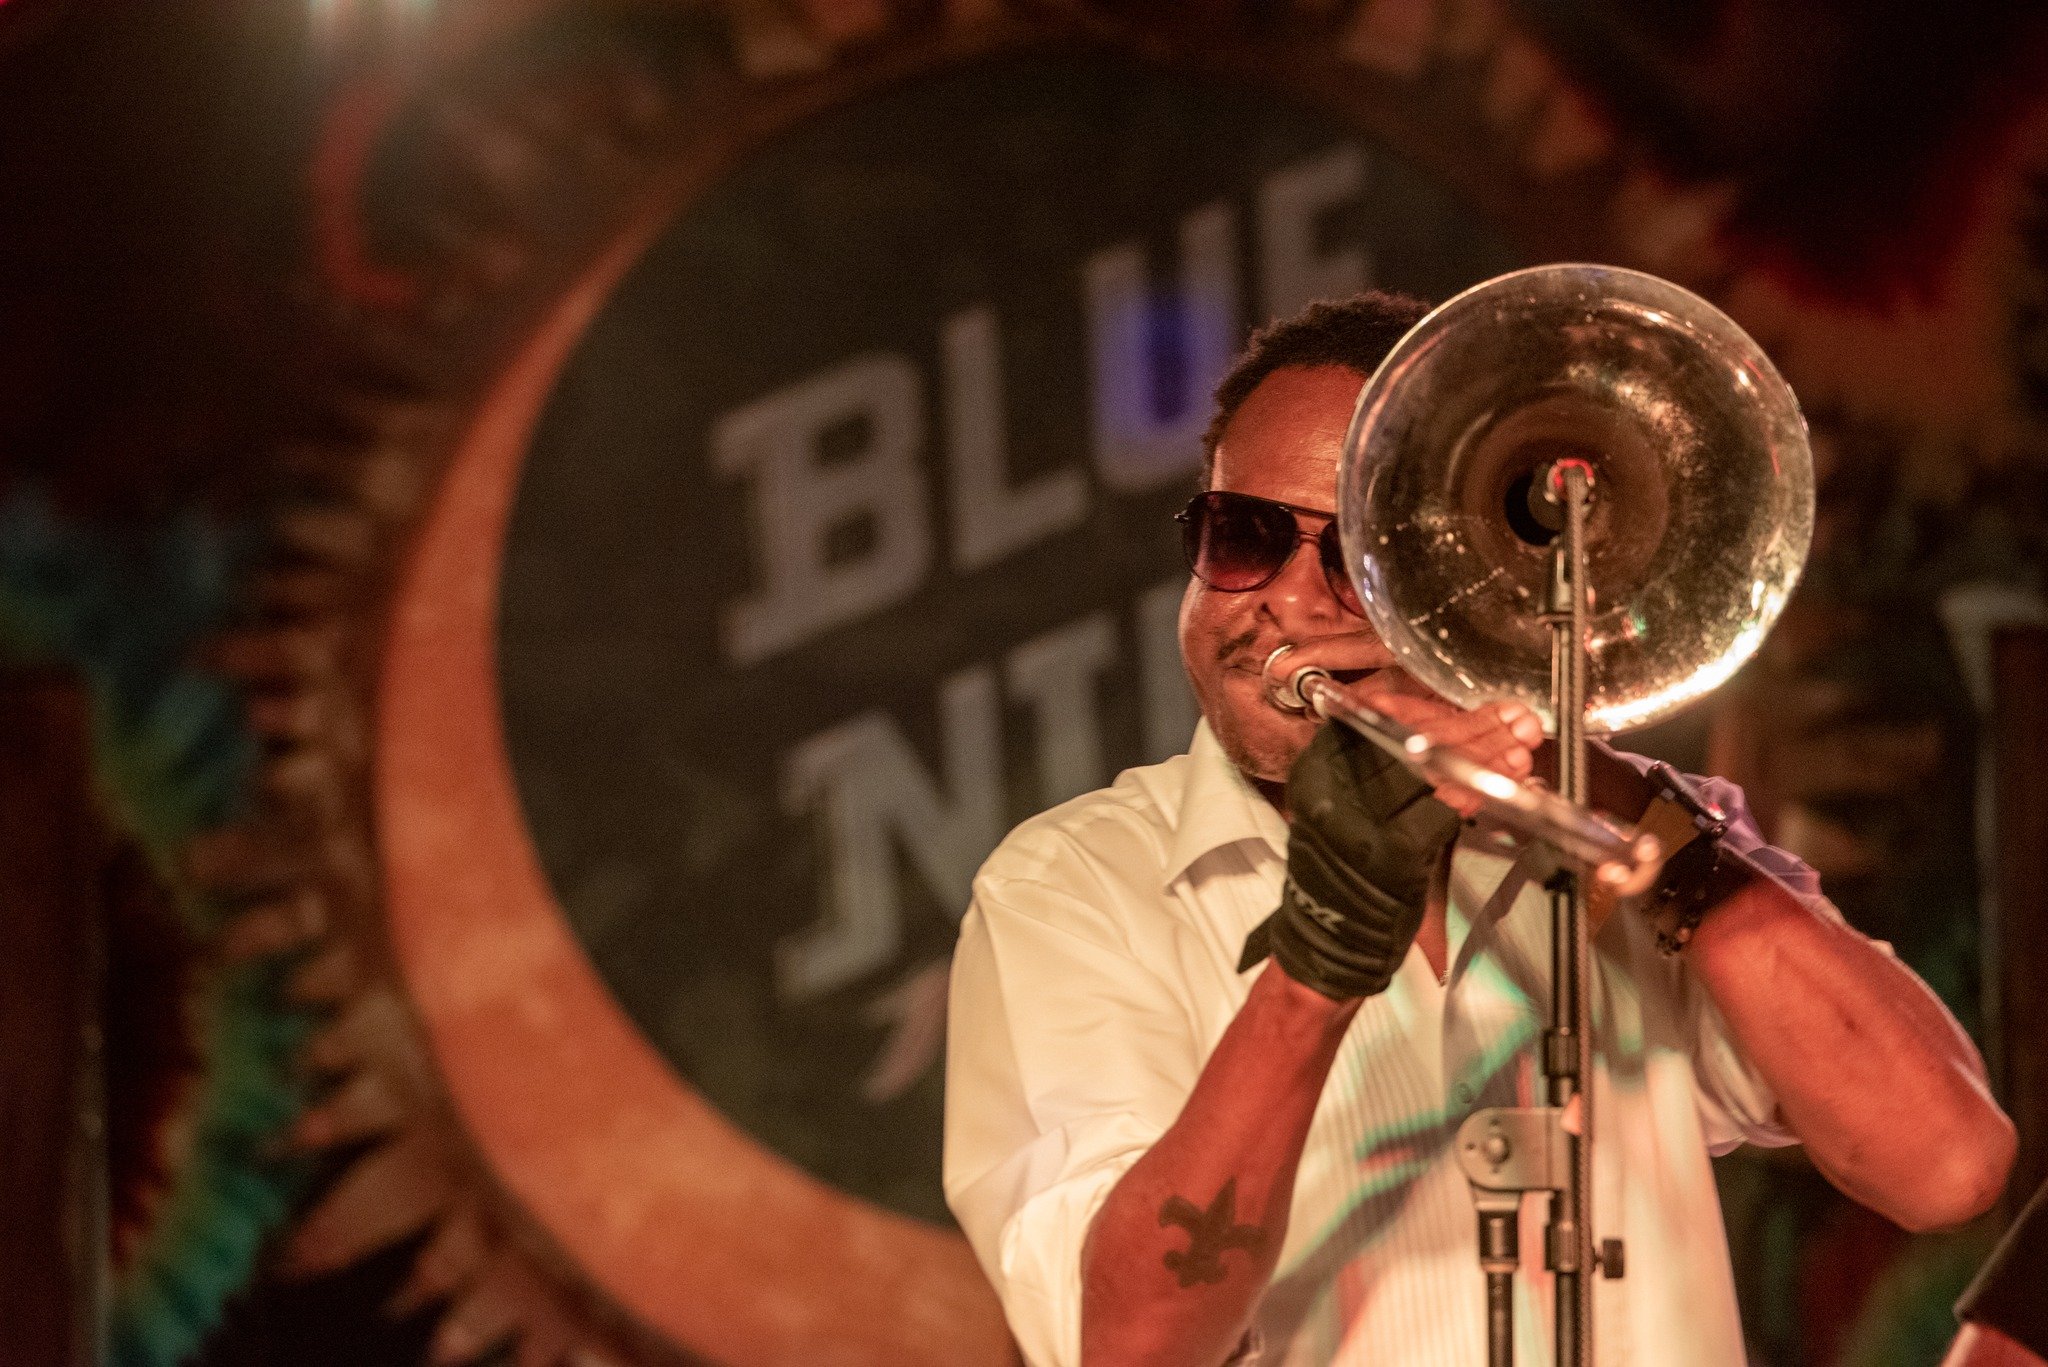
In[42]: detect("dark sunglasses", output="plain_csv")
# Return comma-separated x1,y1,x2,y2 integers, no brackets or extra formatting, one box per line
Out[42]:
1176,490,1364,617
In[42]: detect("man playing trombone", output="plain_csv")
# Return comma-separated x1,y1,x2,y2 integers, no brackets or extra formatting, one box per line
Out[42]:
943,290,2014,1366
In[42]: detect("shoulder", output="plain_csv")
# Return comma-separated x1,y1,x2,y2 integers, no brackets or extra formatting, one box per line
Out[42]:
982,752,1188,888
971,753,1191,943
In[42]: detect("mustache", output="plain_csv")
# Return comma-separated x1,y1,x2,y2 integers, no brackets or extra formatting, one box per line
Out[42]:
1215,626,1262,665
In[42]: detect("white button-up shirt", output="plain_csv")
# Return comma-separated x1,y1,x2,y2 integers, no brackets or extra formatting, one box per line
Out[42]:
945,720,1830,1367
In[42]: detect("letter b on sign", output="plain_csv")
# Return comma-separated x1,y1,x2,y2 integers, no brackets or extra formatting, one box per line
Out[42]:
716,353,931,666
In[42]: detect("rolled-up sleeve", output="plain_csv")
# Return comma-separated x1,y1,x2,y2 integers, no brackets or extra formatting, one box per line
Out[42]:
944,876,1200,1367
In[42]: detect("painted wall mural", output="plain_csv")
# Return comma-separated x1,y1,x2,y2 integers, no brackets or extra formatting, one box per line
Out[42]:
496,49,1516,1225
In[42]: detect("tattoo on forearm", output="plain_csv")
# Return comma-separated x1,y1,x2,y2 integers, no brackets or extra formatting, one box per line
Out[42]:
1158,1178,1267,1287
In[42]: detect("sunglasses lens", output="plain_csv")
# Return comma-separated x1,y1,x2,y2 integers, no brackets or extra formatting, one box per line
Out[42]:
1183,492,1294,591
1318,522,1365,617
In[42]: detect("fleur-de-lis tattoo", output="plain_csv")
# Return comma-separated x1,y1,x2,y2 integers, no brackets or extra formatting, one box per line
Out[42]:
1158,1178,1267,1288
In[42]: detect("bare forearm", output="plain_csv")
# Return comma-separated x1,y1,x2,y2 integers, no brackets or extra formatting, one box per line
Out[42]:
1690,875,2014,1230
1080,964,1355,1367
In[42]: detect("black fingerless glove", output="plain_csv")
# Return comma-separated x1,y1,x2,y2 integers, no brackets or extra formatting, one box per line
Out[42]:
1240,720,1462,1000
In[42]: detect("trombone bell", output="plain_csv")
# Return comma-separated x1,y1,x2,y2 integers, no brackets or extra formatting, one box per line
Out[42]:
1336,263,1815,734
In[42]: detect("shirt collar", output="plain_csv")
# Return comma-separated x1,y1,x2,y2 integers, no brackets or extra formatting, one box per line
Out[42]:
1163,719,1290,891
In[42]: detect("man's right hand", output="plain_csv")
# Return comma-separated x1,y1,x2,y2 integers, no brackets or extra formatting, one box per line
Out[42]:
1263,697,1543,1000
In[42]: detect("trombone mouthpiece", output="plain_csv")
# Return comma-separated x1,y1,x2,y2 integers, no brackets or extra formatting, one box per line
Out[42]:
1261,644,1330,715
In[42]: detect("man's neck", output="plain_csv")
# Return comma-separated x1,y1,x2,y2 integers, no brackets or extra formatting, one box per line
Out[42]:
1251,775,1288,819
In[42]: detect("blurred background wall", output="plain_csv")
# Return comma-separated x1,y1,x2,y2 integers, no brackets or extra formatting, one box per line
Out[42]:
1,1,2044,1364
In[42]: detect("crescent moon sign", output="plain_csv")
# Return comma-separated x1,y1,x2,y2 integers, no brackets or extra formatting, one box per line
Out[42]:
373,215,1015,1364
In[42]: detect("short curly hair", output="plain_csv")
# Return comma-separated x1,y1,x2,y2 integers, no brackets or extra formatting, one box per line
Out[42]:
1201,290,1434,484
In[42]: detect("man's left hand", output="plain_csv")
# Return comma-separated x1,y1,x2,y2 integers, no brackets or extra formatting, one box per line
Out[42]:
1358,692,1545,818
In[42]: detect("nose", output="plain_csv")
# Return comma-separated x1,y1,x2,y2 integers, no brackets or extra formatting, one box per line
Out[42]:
1259,526,1346,633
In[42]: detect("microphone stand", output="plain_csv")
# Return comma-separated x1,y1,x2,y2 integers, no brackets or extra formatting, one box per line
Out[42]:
1268,459,1634,1365
1454,461,1619,1367
1545,460,1598,1367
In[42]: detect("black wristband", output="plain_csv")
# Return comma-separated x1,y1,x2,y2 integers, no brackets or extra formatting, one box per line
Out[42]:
1646,834,1759,954
1639,762,1750,955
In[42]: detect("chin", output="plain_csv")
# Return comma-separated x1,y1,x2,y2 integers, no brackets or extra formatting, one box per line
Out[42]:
1195,667,1324,783
1219,710,1316,786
